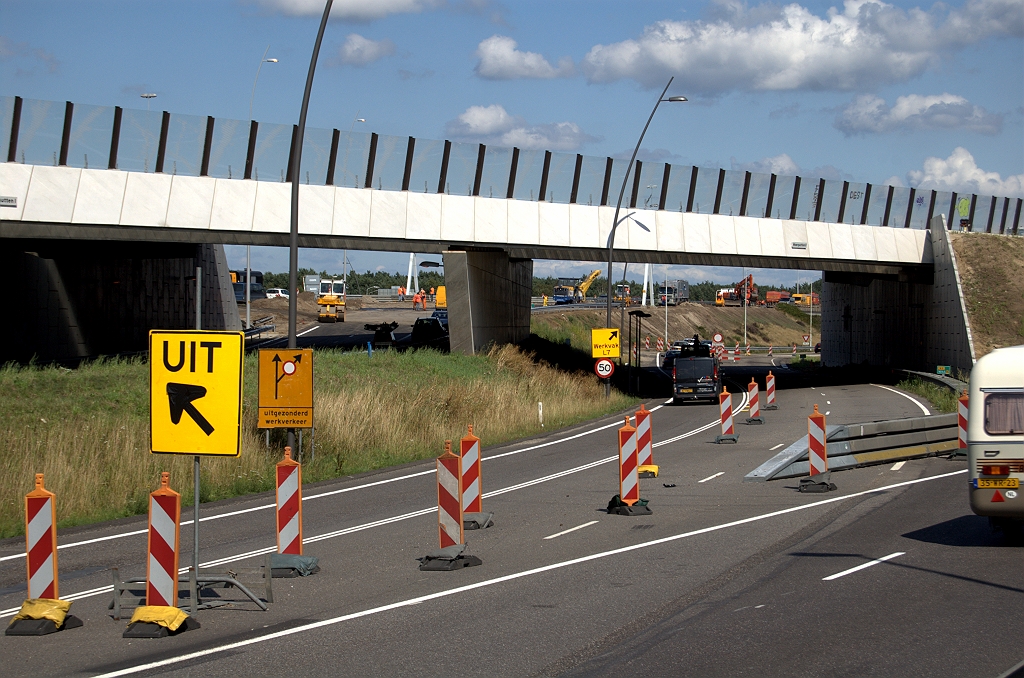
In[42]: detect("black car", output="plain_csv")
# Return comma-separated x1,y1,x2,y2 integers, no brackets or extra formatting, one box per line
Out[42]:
234,282,268,302
664,339,721,404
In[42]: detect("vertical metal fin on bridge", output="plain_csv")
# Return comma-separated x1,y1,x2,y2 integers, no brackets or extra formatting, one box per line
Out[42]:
325,128,340,186
108,106,123,170
364,132,378,189
538,150,552,202
601,157,613,206
860,183,872,225
837,180,849,223
739,170,751,216
472,143,485,197
904,188,916,228
437,140,451,194
813,178,825,221
59,101,73,166
947,192,958,230
713,168,725,214
926,189,937,227
1013,198,1022,235
998,197,1009,234
569,153,583,204
882,185,894,226
967,194,977,231
686,166,699,213
402,136,416,191
986,195,997,233
630,160,642,208
789,175,801,220
765,173,777,218
659,163,671,211
155,111,170,173
507,147,519,199
200,116,215,177
6,96,22,163
244,121,258,180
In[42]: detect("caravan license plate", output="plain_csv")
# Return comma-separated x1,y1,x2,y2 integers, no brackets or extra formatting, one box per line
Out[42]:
975,478,1019,489
679,388,693,393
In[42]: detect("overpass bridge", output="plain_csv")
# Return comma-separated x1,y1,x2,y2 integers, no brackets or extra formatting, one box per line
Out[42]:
2,95,1019,368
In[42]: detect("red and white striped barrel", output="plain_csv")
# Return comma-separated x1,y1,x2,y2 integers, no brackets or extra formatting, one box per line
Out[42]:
734,343,740,356
745,343,751,355
635,404,653,468
460,425,482,513
24,474,58,599
766,371,777,407
618,416,639,506
768,345,773,356
436,441,463,548
792,343,797,355
656,337,664,351
644,336,650,350
146,472,181,607
276,447,303,555
747,379,760,418
719,389,735,436
958,391,968,451
808,405,828,476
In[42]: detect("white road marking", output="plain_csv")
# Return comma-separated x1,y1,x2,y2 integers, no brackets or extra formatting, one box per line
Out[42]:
771,359,776,366
297,326,319,337
544,521,599,540
699,472,725,483
826,400,831,404
825,411,831,415
769,443,785,451
90,472,965,678
891,461,906,471
870,384,930,416
822,552,905,581
755,604,765,608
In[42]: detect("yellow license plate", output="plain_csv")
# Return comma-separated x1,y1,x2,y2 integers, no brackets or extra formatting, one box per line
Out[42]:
680,388,693,393
977,478,1020,489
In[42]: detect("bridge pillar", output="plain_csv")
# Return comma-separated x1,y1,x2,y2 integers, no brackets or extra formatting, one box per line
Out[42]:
442,250,532,355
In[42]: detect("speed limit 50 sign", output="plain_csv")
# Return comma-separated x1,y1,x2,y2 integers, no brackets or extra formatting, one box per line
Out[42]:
594,358,615,379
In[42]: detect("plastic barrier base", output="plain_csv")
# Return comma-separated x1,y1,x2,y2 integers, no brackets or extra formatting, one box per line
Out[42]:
418,544,482,571
463,512,494,530
5,615,82,636
271,554,320,579
122,617,200,638
715,434,739,444
763,404,779,411
638,465,660,478
607,495,652,516
745,416,764,425
799,474,837,493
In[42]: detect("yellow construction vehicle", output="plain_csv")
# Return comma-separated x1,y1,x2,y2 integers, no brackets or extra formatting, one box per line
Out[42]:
317,279,346,322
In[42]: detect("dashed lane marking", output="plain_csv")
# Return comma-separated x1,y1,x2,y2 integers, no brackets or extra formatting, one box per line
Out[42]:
822,552,905,581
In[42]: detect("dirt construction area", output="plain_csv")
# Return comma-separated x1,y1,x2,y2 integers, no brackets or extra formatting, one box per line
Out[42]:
950,232,1024,358
242,292,436,338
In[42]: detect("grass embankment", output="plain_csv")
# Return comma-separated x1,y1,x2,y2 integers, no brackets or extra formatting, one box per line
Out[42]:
894,378,959,414
0,346,632,538
950,232,1024,358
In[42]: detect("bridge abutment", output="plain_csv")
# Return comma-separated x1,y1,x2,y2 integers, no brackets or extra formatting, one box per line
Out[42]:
443,250,532,355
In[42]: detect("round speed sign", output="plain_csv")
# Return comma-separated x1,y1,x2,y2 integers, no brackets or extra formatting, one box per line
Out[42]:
713,333,723,343
594,358,615,379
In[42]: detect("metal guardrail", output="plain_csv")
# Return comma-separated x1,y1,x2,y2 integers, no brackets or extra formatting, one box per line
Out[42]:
744,412,958,482
896,369,968,395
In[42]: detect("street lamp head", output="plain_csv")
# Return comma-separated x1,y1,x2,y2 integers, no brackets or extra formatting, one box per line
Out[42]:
665,96,688,102
265,58,279,63
355,118,366,123
140,93,156,99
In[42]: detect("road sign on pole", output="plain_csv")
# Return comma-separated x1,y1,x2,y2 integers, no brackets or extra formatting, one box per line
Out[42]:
259,348,314,429
591,328,621,358
594,358,615,379
149,330,244,457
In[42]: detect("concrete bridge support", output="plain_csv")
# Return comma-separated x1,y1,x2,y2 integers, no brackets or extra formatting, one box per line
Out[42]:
821,216,975,374
2,242,241,363
442,250,533,355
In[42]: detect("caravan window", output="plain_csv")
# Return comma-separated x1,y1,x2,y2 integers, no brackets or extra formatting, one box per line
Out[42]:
984,393,1024,435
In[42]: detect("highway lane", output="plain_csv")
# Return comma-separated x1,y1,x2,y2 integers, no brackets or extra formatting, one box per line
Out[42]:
0,382,959,676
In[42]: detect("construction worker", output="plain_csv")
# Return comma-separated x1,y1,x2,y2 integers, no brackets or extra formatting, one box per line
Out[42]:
398,286,405,301
429,286,435,303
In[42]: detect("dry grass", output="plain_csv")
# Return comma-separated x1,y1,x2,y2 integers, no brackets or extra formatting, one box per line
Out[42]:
0,345,631,537
950,232,1024,358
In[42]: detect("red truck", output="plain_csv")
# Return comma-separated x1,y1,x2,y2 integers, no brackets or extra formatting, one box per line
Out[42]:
764,290,791,307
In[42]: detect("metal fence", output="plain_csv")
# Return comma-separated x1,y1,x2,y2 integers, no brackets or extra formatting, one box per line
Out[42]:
2,94,1020,236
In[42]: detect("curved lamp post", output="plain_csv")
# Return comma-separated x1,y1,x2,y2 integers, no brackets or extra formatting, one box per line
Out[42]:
249,46,278,122
604,77,686,397
246,47,278,330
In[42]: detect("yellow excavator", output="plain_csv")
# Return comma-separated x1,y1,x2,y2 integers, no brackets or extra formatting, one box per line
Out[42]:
317,279,346,322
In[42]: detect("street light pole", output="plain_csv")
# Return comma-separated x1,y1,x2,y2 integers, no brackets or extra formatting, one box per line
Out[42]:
247,47,278,329
287,0,333,455
605,77,686,396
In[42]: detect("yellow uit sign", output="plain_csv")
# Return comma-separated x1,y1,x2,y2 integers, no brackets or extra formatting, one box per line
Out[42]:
258,349,314,429
149,330,244,457
591,328,621,358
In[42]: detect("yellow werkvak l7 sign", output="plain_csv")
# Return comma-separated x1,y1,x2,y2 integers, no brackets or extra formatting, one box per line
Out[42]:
149,330,244,457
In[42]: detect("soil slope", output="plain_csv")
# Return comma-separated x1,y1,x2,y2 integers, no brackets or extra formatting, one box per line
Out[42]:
950,232,1024,358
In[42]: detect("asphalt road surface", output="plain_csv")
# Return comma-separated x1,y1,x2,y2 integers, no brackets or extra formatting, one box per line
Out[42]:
1,382,1020,677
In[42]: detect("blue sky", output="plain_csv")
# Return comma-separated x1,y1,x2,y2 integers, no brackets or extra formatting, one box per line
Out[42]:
3,0,1021,286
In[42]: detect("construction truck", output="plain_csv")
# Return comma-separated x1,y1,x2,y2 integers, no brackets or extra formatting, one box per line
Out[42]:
657,280,690,306
764,290,791,307
552,269,602,304
614,283,632,305
317,279,346,322
715,275,758,307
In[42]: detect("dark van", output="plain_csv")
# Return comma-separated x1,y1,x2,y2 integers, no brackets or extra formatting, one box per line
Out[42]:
664,338,721,404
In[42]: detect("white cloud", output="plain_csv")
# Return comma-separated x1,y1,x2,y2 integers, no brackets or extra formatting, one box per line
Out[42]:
338,34,395,65
580,0,1024,93
257,0,440,21
732,153,801,176
474,35,574,80
445,104,598,151
907,147,1024,197
0,35,60,74
835,93,1002,135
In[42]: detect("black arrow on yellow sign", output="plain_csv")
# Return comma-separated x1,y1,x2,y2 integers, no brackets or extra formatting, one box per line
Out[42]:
271,353,304,399
167,383,214,436
608,330,618,339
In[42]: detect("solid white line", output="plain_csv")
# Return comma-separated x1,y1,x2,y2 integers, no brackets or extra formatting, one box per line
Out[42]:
92,471,966,678
769,443,785,451
871,384,930,416
544,521,599,540
822,552,905,581
891,461,906,471
698,472,724,483
297,326,319,337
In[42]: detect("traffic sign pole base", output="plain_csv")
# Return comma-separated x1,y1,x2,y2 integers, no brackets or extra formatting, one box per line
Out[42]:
5,615,82,636
745,416,764,425
638,464,659,478
799,472,837,493
715,434,739,444
463,512,494,530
